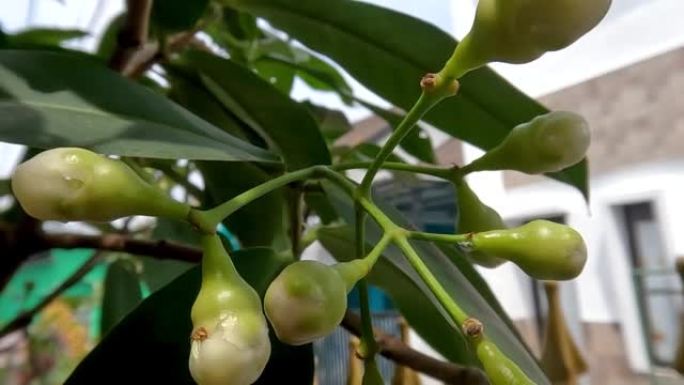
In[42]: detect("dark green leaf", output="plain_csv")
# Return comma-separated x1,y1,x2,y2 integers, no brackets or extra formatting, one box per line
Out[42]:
303,188,339,225
230,0,587,197
100,259,143,336
319,182,549,384
0,179,9,196
8,28,87,48
152,218,201,246
199,162,288,249
222,8,261,41
255,52,352,100
167,69,254,142
0,50,278,163
253,59,296,94
302,102,351,142
337,143,406,164
181,50,331,170
151,0,209,31
66,248,311,385
96,14,125,59
139,256,193,292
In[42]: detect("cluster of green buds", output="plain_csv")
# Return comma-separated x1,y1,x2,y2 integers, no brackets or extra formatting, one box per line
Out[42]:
452,109,590,281
6,1,611,383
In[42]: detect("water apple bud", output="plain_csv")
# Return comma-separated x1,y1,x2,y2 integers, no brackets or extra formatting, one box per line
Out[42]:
11,147,189,222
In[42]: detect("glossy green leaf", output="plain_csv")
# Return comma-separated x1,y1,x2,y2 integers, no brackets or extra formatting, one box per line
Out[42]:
167,68,254,142
319,182,549,384
152,0,209,31
229,0,587,197
181,50,331,170
253,59,296,94
100,259,143,336
66,248,311,385
8,28,87,48
0,50,278,163
303,102,351,143
139,256,193,292
255,49,352,100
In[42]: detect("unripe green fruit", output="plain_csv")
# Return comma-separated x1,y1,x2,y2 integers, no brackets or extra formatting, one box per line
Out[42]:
265,260,368,345
463,111,590,175
11,147,189,222
441,0,611,77
471,220,587,280
454,178,506,268
190,235,270,385
476,338,535,385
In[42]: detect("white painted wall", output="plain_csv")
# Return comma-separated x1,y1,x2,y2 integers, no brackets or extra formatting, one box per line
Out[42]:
482,160,684,373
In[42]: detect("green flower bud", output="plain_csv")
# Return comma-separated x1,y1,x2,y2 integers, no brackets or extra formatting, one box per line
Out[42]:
471,220,587,280
264,259,369,345
190,235,270,385
463,318,535,385
454,178,506,268
477,339,536,385
463,111,590,175
11,147,189,222
441,0,611,77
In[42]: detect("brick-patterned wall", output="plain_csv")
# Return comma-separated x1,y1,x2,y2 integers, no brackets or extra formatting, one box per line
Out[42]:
504,47,684,188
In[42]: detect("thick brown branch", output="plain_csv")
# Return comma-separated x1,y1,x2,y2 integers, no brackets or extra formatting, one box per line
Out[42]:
39,233,201,263
0,252,101,338
342,311,488,385
108,0,153,74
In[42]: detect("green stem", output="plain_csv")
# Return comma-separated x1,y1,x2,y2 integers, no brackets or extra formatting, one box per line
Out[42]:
394,236,469,325
333,161,454,179
438,33,489,81
288,186,304,258
408,231,469,244
355,204,379,357
122,157,155,184
189,166,319,234
359,92,443,195
363,233,392,267
200,233,239,282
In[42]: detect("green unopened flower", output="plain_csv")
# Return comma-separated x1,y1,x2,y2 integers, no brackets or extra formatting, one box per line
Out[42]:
11,147,189,222
265,260,368,345
463,111,590,175
471,220,587,280
189,235,271,385
441,0,612,77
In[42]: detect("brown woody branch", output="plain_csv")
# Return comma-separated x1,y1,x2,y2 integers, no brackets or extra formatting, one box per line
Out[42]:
108,0,211,77
108,0,154,74
342,311,488,384
3,230,487,384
